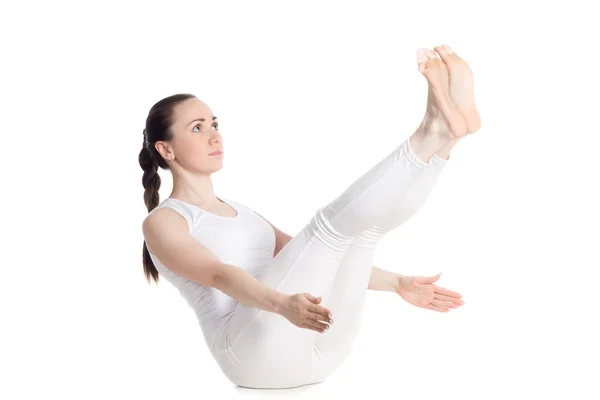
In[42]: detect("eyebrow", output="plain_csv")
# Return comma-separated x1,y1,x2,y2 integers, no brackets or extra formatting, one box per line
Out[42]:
188,116,218,126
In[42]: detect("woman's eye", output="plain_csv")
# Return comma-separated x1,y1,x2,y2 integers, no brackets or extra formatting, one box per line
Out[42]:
193,123,218,132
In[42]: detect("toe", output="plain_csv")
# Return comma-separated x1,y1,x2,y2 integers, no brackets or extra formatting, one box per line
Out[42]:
417,48,442,74
440,44,468,67
424,49,438,60
434,45,453,64
416,48,428,63
416,48,429,73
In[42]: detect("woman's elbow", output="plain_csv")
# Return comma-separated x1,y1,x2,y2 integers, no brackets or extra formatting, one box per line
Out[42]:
193,261,224,287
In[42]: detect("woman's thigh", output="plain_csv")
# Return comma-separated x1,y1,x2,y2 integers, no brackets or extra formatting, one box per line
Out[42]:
213,308,320,388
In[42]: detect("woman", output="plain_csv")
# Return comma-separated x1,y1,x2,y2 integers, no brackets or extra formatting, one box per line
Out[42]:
139,44,480,389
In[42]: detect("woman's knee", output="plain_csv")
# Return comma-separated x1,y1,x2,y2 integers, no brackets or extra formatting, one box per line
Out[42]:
305,206,355,251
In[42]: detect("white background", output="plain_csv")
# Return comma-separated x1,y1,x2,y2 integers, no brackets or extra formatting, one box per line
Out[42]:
2,0,599,399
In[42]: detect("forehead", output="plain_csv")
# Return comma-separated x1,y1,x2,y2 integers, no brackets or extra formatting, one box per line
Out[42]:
174,98,214,124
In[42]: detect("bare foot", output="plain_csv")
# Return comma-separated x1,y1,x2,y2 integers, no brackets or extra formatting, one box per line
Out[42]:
416,44,481,138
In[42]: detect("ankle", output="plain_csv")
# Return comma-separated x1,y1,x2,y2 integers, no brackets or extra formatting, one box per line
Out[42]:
410,124,456,163
435,138,460,160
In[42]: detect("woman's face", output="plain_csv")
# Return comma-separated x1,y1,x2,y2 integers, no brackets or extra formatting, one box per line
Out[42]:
164,98,224,173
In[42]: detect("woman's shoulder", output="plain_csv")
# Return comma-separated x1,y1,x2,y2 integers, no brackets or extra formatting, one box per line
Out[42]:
144,199,193,233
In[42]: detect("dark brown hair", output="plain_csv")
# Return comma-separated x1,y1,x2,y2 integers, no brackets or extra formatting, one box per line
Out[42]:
139,93,197,284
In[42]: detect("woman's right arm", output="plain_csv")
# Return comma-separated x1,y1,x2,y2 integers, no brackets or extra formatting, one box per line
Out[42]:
142,208,333,332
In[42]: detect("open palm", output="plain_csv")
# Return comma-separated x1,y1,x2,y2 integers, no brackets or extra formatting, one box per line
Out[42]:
396,273,464,312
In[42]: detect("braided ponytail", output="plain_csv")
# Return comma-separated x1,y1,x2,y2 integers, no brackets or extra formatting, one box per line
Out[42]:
139,134,161,284
140,135,161,212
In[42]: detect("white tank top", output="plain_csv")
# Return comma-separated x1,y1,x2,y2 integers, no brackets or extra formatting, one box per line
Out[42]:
146,197,276,349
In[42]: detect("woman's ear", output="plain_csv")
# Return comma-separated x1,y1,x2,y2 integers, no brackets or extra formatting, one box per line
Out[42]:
155,141,174,161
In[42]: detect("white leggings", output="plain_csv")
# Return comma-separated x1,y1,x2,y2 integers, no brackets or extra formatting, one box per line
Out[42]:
211,136,448,389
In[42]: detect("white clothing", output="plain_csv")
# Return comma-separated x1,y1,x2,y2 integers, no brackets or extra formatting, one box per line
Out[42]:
147,137,448,389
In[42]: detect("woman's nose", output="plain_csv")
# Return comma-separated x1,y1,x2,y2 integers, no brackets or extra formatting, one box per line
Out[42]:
210,133,221,144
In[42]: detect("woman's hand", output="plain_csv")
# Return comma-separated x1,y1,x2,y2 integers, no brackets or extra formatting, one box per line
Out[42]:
278,293,333,333
396,273,464,312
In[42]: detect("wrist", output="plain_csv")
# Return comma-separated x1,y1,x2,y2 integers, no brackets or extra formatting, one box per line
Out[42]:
394,273,405,292
379,271,402,292
369,266,404,292
270,290,288,314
